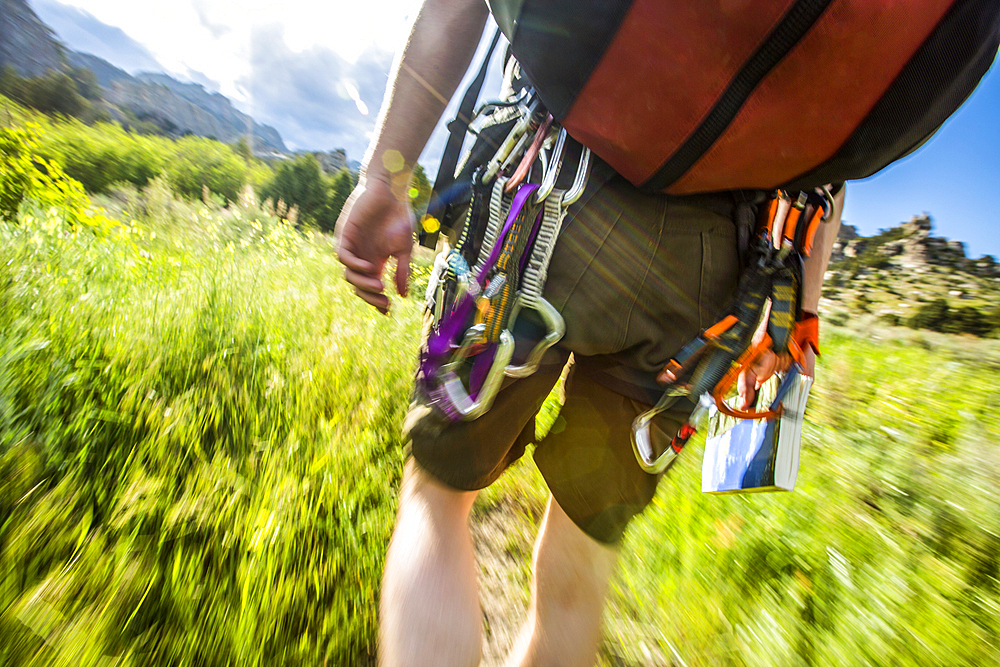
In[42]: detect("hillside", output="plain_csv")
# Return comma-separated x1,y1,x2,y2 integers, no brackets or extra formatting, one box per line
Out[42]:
0,0,286,152
822,214,1000,329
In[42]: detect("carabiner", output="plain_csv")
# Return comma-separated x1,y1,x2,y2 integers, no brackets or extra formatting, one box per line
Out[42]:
562,147,591,206
710,333,777,421
534,127,567,203
434,324,515,421
504,295,566,378
506,113,554,193
427,248,476,326
632,392,709,474
482,100,537,183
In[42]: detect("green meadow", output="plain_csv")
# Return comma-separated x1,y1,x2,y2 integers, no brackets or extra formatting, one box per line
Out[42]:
3,108,1000,666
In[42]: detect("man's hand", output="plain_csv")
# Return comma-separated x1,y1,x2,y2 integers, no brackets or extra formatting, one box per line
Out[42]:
336,175,415,314
737,346,815,409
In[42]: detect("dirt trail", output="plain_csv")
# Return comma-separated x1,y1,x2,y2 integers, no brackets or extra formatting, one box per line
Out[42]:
471,495,542,666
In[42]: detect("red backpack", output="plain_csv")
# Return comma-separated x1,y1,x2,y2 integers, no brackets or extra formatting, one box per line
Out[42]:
493,0,1000,195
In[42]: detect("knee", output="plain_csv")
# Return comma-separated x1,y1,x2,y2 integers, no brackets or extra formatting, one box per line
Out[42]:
398,459,478,525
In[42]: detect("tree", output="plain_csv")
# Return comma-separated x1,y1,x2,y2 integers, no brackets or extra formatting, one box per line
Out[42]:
0,66,29,105
409,163,432,219
27,71,89,117
947,306,991,337
68,66,102,101
166,136,248,202
320,168,357,233
260,154,328,225
233,136,253,163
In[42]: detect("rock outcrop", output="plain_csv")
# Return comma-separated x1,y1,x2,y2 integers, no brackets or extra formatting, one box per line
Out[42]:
829,214,1000,278
0,0,65,77
317,149,348,175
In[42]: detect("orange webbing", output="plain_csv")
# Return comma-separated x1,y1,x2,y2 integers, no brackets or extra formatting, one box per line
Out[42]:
792,313,820,357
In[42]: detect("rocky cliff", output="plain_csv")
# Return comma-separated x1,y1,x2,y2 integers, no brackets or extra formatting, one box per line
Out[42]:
0,0,65,77
832,214,998,277
132,74,285,151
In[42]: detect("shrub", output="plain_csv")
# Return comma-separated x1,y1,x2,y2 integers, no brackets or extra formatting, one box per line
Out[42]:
165,136,248,202
322,167,358,233
36,120,170,193
0,67,89,117
909,297,950,332
879,313,902,327
946,305,991,337
0,126,34,220
0,124,109,228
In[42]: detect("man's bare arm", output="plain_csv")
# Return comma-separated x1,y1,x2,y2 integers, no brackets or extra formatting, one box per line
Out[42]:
336,0,489,313
799,183,845,315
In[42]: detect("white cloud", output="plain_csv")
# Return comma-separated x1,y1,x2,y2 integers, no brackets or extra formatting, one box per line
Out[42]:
52,0,417,99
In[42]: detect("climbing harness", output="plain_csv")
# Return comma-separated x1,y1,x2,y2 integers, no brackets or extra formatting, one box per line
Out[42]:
632,186,833,473
419,93,592,422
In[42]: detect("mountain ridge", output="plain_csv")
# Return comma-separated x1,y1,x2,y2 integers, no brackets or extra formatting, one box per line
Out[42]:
1,0,286,152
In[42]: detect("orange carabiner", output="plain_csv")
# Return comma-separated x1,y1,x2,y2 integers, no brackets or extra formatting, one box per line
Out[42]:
782,192,808,245
711,333,781,421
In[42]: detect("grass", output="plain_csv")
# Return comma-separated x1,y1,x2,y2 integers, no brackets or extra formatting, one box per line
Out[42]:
0,182,423,665
603,326,1000,666
2,176,999,665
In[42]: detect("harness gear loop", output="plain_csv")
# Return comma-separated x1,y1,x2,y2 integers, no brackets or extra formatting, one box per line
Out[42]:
505,187,569,378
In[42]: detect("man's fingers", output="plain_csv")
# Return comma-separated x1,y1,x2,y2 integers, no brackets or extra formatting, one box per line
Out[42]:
354,286,390,314
395,248,412,297
775,353,794,374
738,369,756,410
799,347,816,378
337,245,380,274
344,267,386,294
751,352,777,387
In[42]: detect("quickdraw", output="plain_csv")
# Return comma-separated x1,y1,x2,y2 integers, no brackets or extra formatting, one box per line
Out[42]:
632,186,834,474
419,95,592,422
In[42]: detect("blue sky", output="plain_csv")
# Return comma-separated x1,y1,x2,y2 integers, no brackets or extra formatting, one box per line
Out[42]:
842,62,1000,259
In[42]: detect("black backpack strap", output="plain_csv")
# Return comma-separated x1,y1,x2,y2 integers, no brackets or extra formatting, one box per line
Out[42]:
420,28,502,249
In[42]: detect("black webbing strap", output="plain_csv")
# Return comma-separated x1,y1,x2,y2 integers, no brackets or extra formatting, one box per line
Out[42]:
420,28,502,249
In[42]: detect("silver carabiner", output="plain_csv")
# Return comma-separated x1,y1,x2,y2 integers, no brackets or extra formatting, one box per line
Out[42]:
504,294,566,378
819,184,837,223
562,146,591,206
534,127,567,203
438,324,515,420
631,392,709,474
483,100,538,183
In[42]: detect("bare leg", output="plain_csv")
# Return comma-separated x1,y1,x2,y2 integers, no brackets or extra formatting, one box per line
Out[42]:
504,496,619,667
380,460,482,667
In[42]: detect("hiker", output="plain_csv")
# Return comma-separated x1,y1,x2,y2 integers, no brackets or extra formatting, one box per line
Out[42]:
337,0,997,664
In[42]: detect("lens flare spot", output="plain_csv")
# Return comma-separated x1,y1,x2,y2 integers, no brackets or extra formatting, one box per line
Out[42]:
382,150,405,173
421,216,440,233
